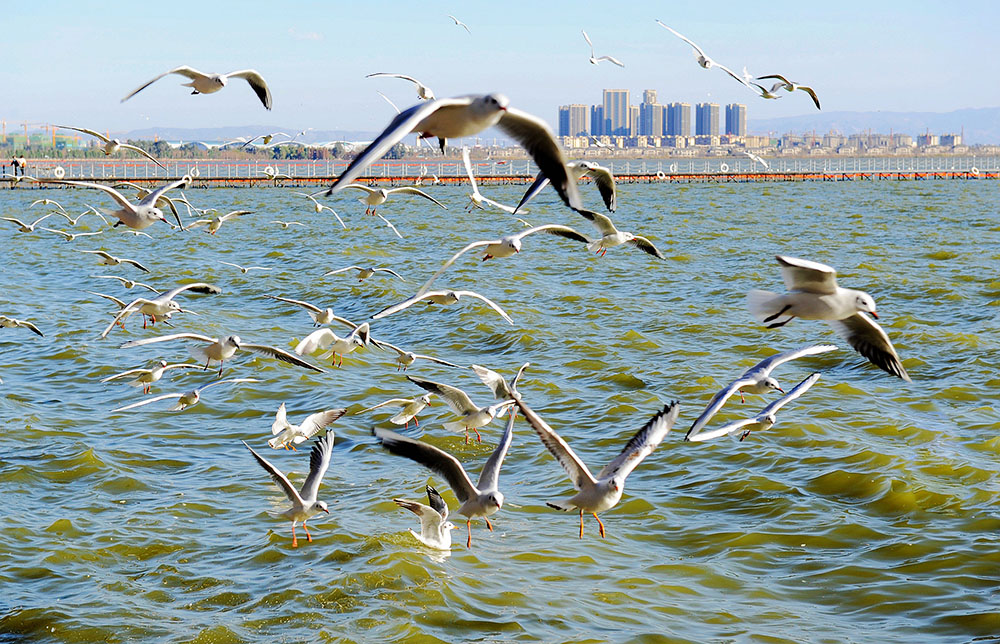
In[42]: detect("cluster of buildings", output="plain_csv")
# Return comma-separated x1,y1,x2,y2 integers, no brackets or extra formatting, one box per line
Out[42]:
558,89,764,150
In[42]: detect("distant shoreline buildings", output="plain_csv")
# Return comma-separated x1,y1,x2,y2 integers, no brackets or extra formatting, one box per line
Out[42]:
557,89,979,157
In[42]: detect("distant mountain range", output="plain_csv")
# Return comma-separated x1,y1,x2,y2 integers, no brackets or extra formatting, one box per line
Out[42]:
749,107,1000,144
123,107,1000,146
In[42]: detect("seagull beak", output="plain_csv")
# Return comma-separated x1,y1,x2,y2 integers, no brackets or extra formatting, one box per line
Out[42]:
322,506,330,513
776,387,785,394
870,311,879,319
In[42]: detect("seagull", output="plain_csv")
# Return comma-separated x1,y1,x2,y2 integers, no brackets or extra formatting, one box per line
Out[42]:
394,485,456,550
755,74,821,110
448,15,471,34
40,227,104,242
324,94,582,213
56,206,110,227
372,289,514,325
405,375,515,443
294,322,373,368
749,81,784,100
655,20,751,89
357,394,434,429
576,209,665,259
243,433,334,547
187,210,253,234
78,250,150,272
375,409,514,548
268,402,346,450
28,198,68,214
2,213,55,232
748,255,910,381
263,294,355,328
740,150,770,170
366,73,435,100
516,160,617,214
687,373,821,442
376,90,402,114
219,261,271,274
324,265,406,283
100,360,202,394
98,282,222,338
122,66,273,110
120,333,326,375
374,213,403,239
270,220,305,229
54,125,168,169
290,192,345,229
515,398,679,538
686,344,837,441
239,131,290,148
581,29,625,67
471,363,530,412
112,377,259,412
258,167,291,181
373,340,465,371
414,224,590,296
341,184,446,216
0,316,43,337
93,275,158,292
47,178,188,230
461,147,520,213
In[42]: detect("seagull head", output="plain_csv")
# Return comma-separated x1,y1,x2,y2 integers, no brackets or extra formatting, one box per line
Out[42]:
419,394,434,406
487,491,504,511
482,93,509,113
763,377,784,394
226,335,242,349
854,292,879,318
314,500,330,514
211,74,227,88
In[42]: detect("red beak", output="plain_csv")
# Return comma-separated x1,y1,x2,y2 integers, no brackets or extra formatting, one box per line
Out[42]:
871,311,879,319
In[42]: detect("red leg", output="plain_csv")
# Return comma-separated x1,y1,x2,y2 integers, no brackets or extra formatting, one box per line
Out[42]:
303,522,312,542
291,523,298,548
466,519,472,548
485,517,493,532
473,427,482,443
579,509,584,539
594,513,606,539
414,416,419,428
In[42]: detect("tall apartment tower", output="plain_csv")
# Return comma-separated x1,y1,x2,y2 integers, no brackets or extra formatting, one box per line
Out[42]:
602,89,630,136
696,102,720,136
639,90,664,136
725,103,747,136
667,102,691,137
558,104,590,137
590,105,604,136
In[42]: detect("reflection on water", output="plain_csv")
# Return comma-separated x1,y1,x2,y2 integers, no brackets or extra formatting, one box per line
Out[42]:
1,180,999,642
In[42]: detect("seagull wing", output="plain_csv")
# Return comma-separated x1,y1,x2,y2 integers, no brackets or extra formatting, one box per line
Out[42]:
157,282,222,301
715,62,754,89
410,354,464,369
121,66,204,103
595,55,626,67
758,373,821,418
54,125,110,144
415,240,492,296
480,196,520,214
686,417,758,443
48,180,134,210
375,427,479,504
121,258,151,273
775,255,839,294
217,210,253,223
14,319,44,337
357,398,415,413
324,266,364,276
118,143,168,170
374,214,402,238
140,177,191,209
100,367,147,382
749,344,839,379
471,364,511,400
797,85,821,110
240,342,327,373
299,409,347,439
628,235,666,260
370,292,433,321
497,108,581,211
99,297,155,338
655,20,708,60
386,187,448,210
756,74,791,85
243,440,305,505
112,392,183,412
406,376,478,415
298,433,334,502
581,29,595,55
597,402,679,481
513,171,548,214
451,291,514,325
514,224,590,245
827,314,910,381
580,162,617,212
264,294,323,314
119,332,217,349
326,98,470,195
226,70,273,110
514,397,597,490
576,208,617,236
373,268,406,281
462,146,481,197
685,376,758,441
477,408,515,490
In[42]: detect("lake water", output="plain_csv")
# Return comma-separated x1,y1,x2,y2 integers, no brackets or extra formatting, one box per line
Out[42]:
1,179,998,643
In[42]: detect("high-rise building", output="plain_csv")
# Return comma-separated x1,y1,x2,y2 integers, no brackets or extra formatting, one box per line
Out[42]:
643,89,658,105
667,102,691,137
590,105,604,136
696,102,719,136
558,104,590,137
603,89,630,136
725,103,747,136
629,105,639,137
639,102,664,136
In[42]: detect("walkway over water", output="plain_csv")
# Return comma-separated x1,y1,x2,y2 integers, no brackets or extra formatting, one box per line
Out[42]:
4,156,997,187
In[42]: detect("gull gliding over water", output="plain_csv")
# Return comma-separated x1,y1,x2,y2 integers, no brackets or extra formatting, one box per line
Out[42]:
687,373,822,443
101,360,202,394
98,282,222,338
268,403,346,450
394,485,456,550
372,289,515,326
324,265,406,283
0,316,44,337
515,398,680,538
244,433,335,547
120,333,326,374
375,407,515,548
405,375,514,443
54,125,168,169
461,147,520,213
655,20,751,90
748,255,910,381
112,377,259,412
290,192,345,228
48,178,188,230
686,344,837,441
263,294,354,328
325,94,582,212
122,66,273,110
516,160,617,214
357,394,434,428
79,250,150,273
577,209,665,260
341,184,446,216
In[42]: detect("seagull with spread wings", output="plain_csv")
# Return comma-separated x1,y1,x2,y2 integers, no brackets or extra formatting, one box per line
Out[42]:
0,316,44,337
79,249,151,272
341,184,446,217
371,288,515,325
268,403,346,451
55,125,168,169
461,147,520,213
405,375,514,443
366,72,436,100
655,20,752,90
576,209,665,260
120,333,325,375
516,160,617,214
47,177,188,229
122,66,273,110
101,360,203,394
98,282,221,338
394,485,457,550
582,29,625,67
112,377,259,413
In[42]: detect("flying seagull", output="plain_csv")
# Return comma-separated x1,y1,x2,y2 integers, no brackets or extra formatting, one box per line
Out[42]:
55,125,168,169
366,73,436,100
581,29,625,67
394,485,457,550
122,66,273,110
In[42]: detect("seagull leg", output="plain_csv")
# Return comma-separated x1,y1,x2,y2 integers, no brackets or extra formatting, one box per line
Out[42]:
414,416,419,428
739,391,746,403
473,427,482,443
579,509,584,539
593,513,606,539
766,318,793,329
485,518,494,532
291,522,298,548
762,304,792,323
466,519,472,549
465,428,470,444
303,522,313,542
739,429,752,442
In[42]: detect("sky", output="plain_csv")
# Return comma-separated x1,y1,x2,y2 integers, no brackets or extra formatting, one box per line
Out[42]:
3,1,999,137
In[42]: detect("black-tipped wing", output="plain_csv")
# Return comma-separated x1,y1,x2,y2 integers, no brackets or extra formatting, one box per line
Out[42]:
240,342,327,373
828,314,910,381
497,108,581,211
426,485,448,520
597,402,679,481
628,236,665,260
514,398,596,490
227,70,273,110
243,440,304,505
374,427,479,503
299,433,334,502
477,408,515,491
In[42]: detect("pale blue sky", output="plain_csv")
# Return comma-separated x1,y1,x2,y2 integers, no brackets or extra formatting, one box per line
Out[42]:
4,1,998,135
